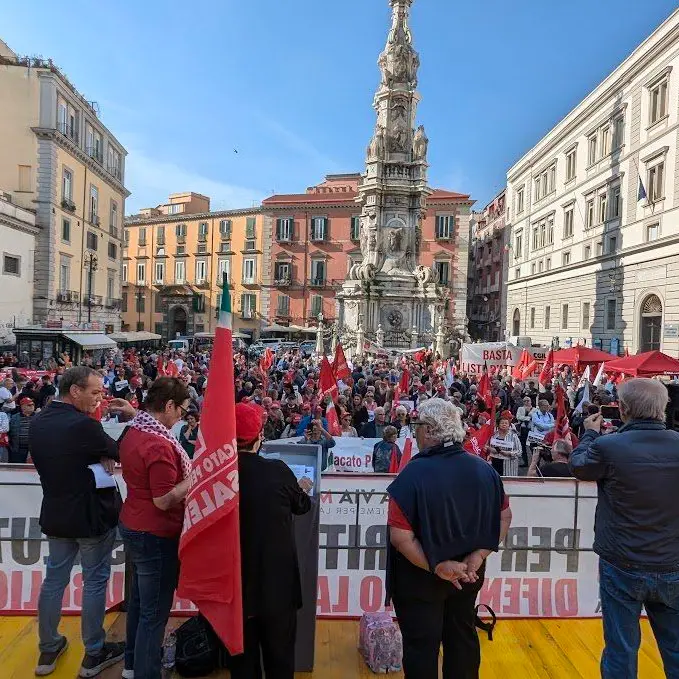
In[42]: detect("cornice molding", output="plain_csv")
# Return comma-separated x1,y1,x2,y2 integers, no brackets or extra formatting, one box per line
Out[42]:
125,207,262,226
0,215,41,236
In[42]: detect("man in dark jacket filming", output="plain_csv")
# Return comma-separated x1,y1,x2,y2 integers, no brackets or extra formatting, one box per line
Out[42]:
570,377,679,679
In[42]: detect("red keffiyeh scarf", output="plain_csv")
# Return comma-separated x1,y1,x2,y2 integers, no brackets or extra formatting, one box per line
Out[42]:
129,410,193,479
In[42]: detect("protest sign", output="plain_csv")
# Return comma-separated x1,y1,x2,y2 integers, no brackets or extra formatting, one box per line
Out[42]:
460,343,549,375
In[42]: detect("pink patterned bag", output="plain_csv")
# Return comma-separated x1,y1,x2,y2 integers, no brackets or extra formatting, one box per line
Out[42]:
358,613,403,674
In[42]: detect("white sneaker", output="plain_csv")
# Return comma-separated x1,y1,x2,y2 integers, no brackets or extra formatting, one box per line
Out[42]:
121,671,134,679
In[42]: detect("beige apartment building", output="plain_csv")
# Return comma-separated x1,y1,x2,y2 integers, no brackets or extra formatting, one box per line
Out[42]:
123,193,262,340
0,39,129,332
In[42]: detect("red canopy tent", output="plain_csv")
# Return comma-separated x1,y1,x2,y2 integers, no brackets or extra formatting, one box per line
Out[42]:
552,346,617,370
604,350,679,377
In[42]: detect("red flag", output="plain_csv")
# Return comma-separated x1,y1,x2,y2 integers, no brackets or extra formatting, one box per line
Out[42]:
539,349,554,387
332,344,351,382
166,360,179,377
319,357,341,435
388,446,400,474
157,355,167,376
398,369,410,402
554,384,571,441
511,350,526,380
178,283,243,655
521,350,537,379
477,369,493,409
399,438,413,471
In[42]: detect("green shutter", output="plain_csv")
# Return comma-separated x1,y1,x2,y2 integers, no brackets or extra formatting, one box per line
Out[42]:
323,217,328,240
251,294,257,314
276,218,281,240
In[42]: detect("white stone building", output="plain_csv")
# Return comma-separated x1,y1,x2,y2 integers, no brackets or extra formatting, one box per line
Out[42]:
0,191,39,348
505,9,679,355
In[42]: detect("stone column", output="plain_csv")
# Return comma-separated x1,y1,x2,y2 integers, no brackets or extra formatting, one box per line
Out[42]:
356,319,365,359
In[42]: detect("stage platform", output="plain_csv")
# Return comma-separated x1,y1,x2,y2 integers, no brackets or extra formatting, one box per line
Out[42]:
0,614,666,678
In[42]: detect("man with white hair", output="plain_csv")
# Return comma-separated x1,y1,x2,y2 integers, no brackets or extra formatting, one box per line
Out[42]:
387,398,512,679
570,377,679,679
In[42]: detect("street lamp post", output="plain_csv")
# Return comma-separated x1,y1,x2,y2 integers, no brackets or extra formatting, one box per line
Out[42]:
84,252,98,324
136,287,143,330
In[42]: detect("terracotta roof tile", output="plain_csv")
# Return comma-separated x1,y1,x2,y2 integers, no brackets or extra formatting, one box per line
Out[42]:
262,188,471,205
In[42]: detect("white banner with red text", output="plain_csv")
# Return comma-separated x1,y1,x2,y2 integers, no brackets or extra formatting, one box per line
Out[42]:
0,465,600,619
459,343,549,375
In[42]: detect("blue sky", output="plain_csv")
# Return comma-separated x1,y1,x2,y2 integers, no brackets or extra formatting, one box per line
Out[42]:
3,0,678,213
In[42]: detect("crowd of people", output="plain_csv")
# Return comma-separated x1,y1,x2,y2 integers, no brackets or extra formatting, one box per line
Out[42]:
1,341,678,679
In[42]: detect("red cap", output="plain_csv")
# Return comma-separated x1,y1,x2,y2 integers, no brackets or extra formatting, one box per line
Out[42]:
235,402,265,445
500,409,514,422
19,397,34,406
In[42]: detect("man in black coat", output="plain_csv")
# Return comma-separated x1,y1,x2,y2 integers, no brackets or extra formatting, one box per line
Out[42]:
571,378,679,679
230,402,312,679
31,366,134,678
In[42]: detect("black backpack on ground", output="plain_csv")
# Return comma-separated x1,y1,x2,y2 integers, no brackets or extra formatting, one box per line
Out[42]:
174,614,231,677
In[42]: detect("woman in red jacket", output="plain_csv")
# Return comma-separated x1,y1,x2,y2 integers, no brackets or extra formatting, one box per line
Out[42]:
119,377,192,679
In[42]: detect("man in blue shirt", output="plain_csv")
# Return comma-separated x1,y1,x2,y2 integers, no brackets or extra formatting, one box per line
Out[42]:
531,399,555,433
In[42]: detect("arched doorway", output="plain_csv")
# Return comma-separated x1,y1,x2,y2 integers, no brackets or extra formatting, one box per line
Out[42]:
640,294,662,352
512,309,521,336
170,306,187,338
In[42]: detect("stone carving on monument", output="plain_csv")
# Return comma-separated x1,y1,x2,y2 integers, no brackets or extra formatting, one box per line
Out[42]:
413,125,428,162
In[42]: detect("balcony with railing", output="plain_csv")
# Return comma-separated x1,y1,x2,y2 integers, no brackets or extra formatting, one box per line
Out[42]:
308,278,327,288
177,235,186,244
56,290,78,303
274,276,292,287
90,211,100,227
109,225,118,239
61,197,76,212
105,297,122,310
86,146,103,164
83,294,103,306
57,121,79,143
106,163,122,181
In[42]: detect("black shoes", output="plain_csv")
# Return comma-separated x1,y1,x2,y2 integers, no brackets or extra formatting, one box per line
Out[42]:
79,641,126,678
35,636,68,676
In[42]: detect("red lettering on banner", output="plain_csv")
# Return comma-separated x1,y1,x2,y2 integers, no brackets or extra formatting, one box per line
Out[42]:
25,570,42,610
317,575,330,614
478,578,503,612
360,576,382,613
555,579,578,616
11,570,24,610
364,455,372,467
503,577,521,614
320,492,333,504
521,578,539,616
106,572,125,609
72,572,83,609
0,571,6,608
542,578,553,617
332,576,349,614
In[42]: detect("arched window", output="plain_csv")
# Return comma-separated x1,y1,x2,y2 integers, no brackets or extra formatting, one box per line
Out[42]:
512,308,521,336
640,294,662,352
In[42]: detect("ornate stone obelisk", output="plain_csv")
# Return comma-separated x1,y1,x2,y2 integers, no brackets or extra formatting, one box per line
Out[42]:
337,0,449,356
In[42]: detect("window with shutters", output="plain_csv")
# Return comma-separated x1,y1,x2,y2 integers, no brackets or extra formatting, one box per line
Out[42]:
110,201,119,236
514,231,523,259
137,262,146,284
274,262,291,284
156,226,165,245
86,231,98,251
564,206,574,238
276,218,293,242
241,293,256,319
108,242,117,260
277,295,291,317
242,258,256,283
545,306,551,329
167,204,182,215
195,259,207,284
530,307,536,329
598,192,608,224
59,258,70,292
217,258,230,284
648,160,665,202
435,215,454,239
606,299,616,331
310,295,323,318
138,227,146,246
122,264,128,282
62,168,73,201
649,76,669,126
586,197,595,228
198,222,209,241
245,217,256,239
219,219,232,238
350,216,361,241
434,261,450,285
154,262,164,283
175,224,187,242
3,254,20,276
310,260,325,285
565,147,577,182
612,186,622,218
310,217,327,242
62,218,71,243
90,185,99,223
175,260,185,284
515,186,525,215
562,304,569,329
582,302,590,329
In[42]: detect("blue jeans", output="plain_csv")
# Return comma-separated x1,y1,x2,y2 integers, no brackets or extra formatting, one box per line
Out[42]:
38,528,116,654
599,558,679,679
120,523,179,679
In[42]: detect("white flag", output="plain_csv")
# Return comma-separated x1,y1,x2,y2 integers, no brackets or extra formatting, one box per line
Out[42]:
575,381,590,414
592,362,605,388
577,365,591,389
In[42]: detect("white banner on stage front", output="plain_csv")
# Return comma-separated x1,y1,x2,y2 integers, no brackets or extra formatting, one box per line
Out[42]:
317,475,600,619
0,465,600,620
459,343,549,375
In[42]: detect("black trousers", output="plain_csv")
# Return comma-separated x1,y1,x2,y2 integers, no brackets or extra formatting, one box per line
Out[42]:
392,571,484,679
229,610,297,679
